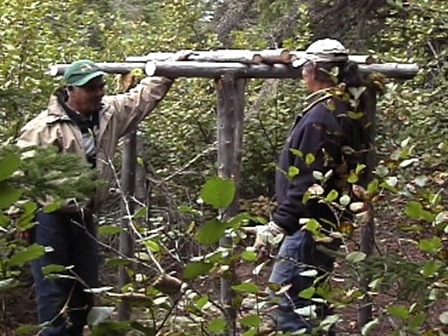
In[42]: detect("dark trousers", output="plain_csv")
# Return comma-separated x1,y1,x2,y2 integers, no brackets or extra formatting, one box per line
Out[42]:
268,230,336,334
31,211,99,336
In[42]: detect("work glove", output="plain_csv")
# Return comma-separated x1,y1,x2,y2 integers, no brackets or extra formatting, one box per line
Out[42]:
243,221,285,250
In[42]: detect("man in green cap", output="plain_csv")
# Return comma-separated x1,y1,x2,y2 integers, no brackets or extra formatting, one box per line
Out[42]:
16,54,187,335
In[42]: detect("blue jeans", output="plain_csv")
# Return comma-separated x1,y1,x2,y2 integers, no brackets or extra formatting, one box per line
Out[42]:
268,230,336,334
31,211,99,336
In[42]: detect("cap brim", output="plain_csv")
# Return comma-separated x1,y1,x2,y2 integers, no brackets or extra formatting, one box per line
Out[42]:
72,70,106,87
292,58,308,68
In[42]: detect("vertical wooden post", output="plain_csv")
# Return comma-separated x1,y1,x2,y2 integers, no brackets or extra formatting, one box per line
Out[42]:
357,88,377,327
118,130,137,320
216,74,246,335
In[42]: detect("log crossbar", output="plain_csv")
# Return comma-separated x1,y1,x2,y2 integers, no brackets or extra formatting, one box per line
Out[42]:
50,61,419,80
49,49,419,80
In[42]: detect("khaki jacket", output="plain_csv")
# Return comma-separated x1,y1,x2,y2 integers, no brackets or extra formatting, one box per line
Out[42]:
17,76,173,211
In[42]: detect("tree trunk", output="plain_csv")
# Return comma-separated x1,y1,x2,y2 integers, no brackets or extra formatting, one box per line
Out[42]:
216,74,246,335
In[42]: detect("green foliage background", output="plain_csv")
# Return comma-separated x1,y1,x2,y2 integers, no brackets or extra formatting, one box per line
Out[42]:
0,0,448,335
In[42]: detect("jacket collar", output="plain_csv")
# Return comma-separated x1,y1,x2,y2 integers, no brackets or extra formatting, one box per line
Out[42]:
303,87,335,113
46,92,71,122
46,88,110,124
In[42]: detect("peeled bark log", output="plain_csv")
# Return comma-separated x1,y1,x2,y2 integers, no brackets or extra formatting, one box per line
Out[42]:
144,61,419,79
258,48,292,64
216,74,246,336
49,62,146,76
126,50,263,64
50,61,419,79
291,52,376,64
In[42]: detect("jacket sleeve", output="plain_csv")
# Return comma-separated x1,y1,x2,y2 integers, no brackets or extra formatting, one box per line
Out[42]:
105,76,174,138
272,121,340,235
16,117,61,157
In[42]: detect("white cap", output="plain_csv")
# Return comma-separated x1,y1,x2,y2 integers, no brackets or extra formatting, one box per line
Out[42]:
292,38,349,68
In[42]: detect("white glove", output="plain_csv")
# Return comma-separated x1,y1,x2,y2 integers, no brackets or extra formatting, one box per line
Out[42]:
243,221,285,250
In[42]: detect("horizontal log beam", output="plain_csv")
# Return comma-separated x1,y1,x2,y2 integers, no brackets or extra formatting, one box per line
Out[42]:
49,62,146,76
144,61,419,79
49,61,419,80
127,50,375,65
126,51,263,64
290,52,376,65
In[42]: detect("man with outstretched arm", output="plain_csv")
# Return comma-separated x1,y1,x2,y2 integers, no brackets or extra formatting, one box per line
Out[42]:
16,53,188,335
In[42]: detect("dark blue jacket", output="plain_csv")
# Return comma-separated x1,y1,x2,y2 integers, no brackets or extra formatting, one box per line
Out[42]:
272,91,366,235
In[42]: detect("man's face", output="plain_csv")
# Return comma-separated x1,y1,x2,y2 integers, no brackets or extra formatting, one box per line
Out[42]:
71,76,106,115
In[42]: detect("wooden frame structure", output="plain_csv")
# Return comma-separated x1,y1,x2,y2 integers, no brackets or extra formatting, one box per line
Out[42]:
51,49,419,333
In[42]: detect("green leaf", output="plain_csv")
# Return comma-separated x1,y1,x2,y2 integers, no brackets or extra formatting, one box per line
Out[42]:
200,177,236,209
326,190,339,203
195,295,209,310
129,321,156,336
105,258,132,267
183,262,213,280
405,201,423,218
419,237,442,253
347,111,364,120
0,182,21,209
195,218,227,246
240,314,261,328
232,282,259,294
288,166,299,179
355,164,366,175
387,305,410,320
43,201,62,213
42,264,68,275
0,152,21,181
8,244,46,267
347,173,359,183
178,205,203,216
208,318,227,333
87,306,115,326
98,225,122,235
132,207,147,219
305,219,320,234
346,251,366,263
305,153,315,165
367,179,379,194
422,260,440,277
290,148,303,158
144,239,160,252
90,321,131,336
299,287,316,299
241,250,258,262
15,324,44,336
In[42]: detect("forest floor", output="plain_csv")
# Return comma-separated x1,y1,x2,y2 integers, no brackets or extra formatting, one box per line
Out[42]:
1,210,444,336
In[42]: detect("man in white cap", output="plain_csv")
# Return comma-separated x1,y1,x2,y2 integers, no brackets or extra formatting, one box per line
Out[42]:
250,39,369,335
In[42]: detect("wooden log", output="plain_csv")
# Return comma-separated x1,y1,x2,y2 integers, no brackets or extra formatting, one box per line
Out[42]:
49,61,419,80
258,48,292,64
357,87,377,328
126,50,263,64
49,62,147,76
144,61,419,79
118,129,137,321
216,74,246,335
291,52,376,65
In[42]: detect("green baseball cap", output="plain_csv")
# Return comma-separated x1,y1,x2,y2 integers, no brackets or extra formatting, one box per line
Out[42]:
64,59,105,87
